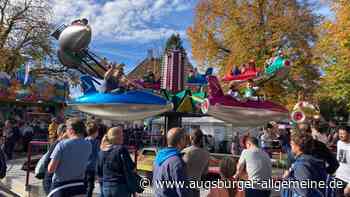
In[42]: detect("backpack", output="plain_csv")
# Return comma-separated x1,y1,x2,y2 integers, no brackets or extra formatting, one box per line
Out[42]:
35,152,49,179
0,148,7,179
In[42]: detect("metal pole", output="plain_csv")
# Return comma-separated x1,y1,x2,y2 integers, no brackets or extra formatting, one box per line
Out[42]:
25,141,32,187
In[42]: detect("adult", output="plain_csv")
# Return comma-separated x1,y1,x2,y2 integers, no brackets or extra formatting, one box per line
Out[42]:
85,122,100,197
21,122,34,152
310,138,339,175
153,127,190,197
103,64,128,93
231,132,240,155
298,124,339,174
335,126,350,196
42,124,67,195
48,118,59,144
283,131,327,197
235,137,272,197
3,120,20,160
97,127,135,197
327,119,339,146
96,119,107,141
260,124,275,157
311,123,328,144
47,118,92,197
182,128,210,197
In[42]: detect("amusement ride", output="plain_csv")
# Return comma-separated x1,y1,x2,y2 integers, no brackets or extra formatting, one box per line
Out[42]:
51,20,303,128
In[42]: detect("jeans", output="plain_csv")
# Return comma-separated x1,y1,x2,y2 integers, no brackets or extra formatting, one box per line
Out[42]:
101,182,131,197
85,171,95,197
282,145,295,168
245,188,271,197
43,173,53,195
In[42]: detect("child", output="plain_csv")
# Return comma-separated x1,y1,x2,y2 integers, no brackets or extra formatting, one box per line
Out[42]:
187,70,196,83
85,122,100,197
248,60,256,72
231,65,241,76
240,64,247,74
207,157,244,197
227,81,241,101
243,79,259,100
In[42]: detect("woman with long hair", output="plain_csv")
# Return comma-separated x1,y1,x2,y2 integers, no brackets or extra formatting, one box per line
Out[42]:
97,127,135,197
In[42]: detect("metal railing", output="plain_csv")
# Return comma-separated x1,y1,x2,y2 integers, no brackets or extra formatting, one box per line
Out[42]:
25,140,50,187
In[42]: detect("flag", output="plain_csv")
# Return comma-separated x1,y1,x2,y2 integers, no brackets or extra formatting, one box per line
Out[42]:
24,63,30,85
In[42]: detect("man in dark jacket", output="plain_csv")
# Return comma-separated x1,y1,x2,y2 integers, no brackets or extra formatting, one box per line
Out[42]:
310,139,339,174
153,127,190,197
289,124,339,174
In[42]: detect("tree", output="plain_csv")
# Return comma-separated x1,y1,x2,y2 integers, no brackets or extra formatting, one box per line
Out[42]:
165,33,185,51
187,0,322,105
0,0,53,74
314,0,350,109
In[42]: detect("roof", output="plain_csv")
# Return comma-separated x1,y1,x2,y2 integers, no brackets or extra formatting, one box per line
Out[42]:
127,57,162,81
127,55,194,82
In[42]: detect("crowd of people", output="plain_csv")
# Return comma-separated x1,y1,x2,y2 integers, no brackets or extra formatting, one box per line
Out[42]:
33,117,148,197
0,114,349,197
0,118,49,159
153,121,350,197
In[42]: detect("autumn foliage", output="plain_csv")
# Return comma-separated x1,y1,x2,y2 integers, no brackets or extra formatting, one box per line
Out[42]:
315,0,350,108
187,0,322,106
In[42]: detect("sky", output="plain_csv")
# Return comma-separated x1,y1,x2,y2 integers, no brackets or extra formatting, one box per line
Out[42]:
51,0,198,73
49,0,333,92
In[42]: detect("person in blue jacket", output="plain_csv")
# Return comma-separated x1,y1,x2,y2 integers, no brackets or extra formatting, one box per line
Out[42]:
153,128,190,197
283,131,327,197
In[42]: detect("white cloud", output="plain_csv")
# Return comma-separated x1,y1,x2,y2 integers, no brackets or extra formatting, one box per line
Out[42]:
50,0,195,43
